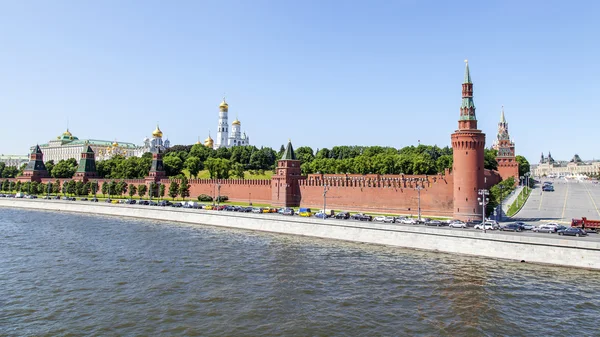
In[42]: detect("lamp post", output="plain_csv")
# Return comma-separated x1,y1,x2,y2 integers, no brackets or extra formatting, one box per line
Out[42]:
323,183,330,221
415,185,423,222
249,192,252,206
47,181,51,199
498,185,505,222
217,183,221,209
478,189,490,233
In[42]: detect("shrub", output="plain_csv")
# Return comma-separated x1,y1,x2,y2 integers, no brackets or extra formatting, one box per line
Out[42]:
198,194,213,202
216,195,228,202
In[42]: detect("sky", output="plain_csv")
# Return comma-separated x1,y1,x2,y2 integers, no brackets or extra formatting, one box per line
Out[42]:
0,0,599,163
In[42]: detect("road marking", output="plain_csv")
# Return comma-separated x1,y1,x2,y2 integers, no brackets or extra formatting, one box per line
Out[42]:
561,181,569,219
538,188,544,210
584,183,600,217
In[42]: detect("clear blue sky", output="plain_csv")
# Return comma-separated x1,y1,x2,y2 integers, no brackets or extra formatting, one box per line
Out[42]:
1,0,598,163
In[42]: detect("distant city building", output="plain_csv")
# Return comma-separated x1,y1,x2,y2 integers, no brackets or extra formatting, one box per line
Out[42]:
214,98,250,149
32,126,170,163
532,152,600,176
0,154,29,167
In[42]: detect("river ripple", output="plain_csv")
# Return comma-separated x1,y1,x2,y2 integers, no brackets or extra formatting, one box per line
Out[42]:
0,208,599,336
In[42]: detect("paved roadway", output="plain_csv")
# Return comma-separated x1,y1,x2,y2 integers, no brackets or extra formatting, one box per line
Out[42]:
513,178,600,224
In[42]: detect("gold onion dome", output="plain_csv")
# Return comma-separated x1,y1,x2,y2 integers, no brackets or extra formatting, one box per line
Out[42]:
232,118,241,125
219,98,228,110
152,125,163,138
112,141,119,147
62,128,72,137
204,134,214,147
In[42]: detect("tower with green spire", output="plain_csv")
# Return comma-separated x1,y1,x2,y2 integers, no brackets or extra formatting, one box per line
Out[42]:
271,139,302,207
451,60,486,221
74,143,98,182
493,106,519,185
146,147,166,183
19,145,49,182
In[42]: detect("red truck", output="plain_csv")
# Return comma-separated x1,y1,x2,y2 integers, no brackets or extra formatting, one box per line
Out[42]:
570,217,600,231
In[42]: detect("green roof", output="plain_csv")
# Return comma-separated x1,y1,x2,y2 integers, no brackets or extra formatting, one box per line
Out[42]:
464,62,472,84
281,140,297,160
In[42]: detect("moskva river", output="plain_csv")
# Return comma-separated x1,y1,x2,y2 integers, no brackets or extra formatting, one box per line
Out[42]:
1,208,599,336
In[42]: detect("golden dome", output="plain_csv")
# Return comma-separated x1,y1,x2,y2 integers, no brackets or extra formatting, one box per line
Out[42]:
112,141,119,147
62,128,72,137
232,118,241,125
204,134,214,147
152,124,163,138
219,97,228,111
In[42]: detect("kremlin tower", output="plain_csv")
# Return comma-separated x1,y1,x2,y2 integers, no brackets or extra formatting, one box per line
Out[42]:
215,98,229,148
493,106,519,184
451,61,486,221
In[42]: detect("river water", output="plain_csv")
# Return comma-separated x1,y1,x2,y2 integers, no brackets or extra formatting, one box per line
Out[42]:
1,208,599,336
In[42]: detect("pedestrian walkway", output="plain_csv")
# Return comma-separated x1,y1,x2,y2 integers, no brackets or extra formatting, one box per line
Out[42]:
498,186,524,221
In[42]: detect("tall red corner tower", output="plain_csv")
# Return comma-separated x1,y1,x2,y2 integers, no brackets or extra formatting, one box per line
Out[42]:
493,106,519,185
451,60,486,221
271,140,302,207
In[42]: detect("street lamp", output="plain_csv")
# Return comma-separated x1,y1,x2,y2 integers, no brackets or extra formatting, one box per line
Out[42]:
249,192,252,206
498,185,505,222
217,183,221,209
47,181,51,199
415,185,423,222
478,189,490,233
323,183,330,221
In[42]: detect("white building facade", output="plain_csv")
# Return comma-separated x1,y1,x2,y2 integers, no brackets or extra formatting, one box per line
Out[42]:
32,126,170,163
213,98,250,149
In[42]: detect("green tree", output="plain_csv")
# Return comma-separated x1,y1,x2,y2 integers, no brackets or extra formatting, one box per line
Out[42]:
163,156,184,177
159,184,166,200
108,181,117,197
179,177,190,200
149,182,157,199
75,181,84,196
82,182,91,196
51,159,78,178
168,181,179,200
484,148,498,171
231,162,245,179
189,143,214,162
2,166,19,178
137,184,147,199
45,160,55,176
436,155,453,174
2,180,9,191
516,155,530,178
215,147,231,160
117,181,128,196
205,158,232,179
0,162,5,178
128,184,137,198
53,180,61,194
101,182,109,197
184,156,203,178
66,180,76,195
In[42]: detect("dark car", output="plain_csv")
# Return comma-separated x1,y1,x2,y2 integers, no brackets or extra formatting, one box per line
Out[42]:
542,185,554,192
351,213,372,221
43,195,52,200
558,228,587,237
239,206,253,212
90,197,98,202
172,202,183,207
105,198,112,203
335,211,350,219
501,223,523,232
80,197,88,201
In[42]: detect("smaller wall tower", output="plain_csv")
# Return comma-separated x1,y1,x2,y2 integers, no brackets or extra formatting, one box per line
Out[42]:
493,106,519,184
146,148,166,183
271,140,302,207
74,143,98,182
19,145,49,182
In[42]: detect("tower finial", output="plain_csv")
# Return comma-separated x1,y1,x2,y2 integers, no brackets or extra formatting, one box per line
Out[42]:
500,105,506,123
463,59,472,84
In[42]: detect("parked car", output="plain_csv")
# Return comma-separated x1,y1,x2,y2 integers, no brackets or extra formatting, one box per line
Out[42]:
383,216,396,223
105,198,112,203
533,225,557,233
335,211,350,219
240,206,253,212
401,218,417,224
172,202,183,208
315,211,330,219
474,223,496,230
449,221,466,228
90,197,98,202
148,201,158,206
501,223,523,232
53,195,61,200
252,207,263,214
351,213,372,221
277,208,294,216
298,208,313,217
516,222,533,230
373,216,387,222
43,195,52,200
79,197,88,201
425,220,443,226
558,228,588,237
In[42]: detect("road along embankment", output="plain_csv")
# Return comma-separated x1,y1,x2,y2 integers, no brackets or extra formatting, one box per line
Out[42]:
2,199,600,270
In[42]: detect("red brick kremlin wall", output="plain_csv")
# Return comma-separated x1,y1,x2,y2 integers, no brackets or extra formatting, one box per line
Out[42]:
298,172,454,216
160,178,273,204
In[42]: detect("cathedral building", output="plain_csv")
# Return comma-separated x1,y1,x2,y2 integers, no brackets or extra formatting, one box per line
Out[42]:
33,125,170,163
214,98,250,149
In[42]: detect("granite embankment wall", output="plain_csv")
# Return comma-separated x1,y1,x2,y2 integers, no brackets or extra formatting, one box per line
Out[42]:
2,199,600,270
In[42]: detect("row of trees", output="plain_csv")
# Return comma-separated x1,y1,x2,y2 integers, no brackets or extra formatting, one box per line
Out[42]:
4,142,532,182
